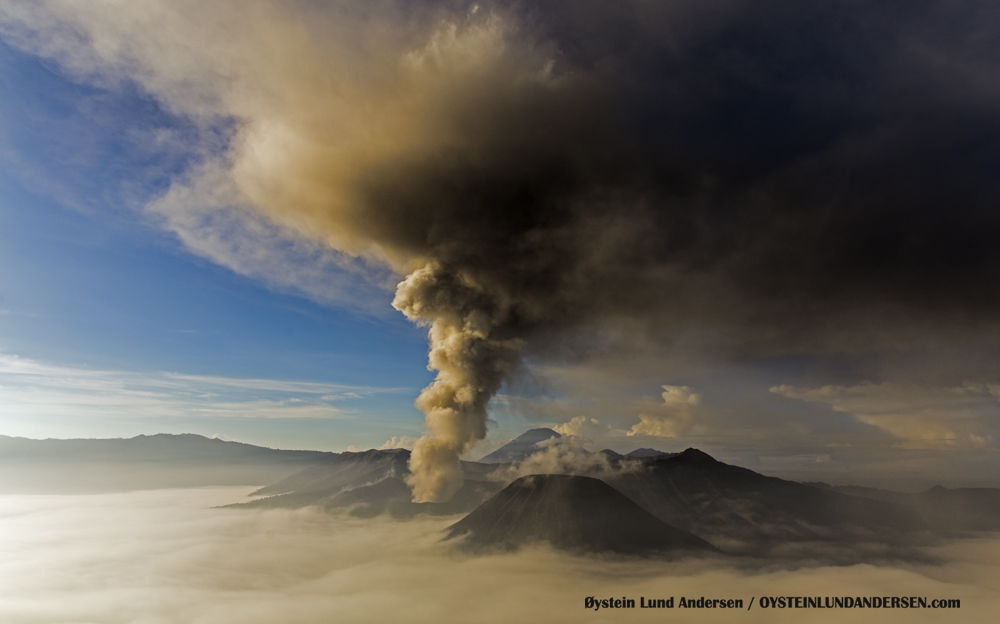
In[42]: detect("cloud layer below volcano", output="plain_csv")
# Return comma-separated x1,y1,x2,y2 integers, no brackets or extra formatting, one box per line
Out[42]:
0,488,998,623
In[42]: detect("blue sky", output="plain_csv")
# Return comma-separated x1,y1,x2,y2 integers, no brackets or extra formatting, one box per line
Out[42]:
0,40,436,450
1,1,998,486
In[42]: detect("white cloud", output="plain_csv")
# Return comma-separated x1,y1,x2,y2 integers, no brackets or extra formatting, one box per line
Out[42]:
147,165,396,315
629,385,701,438
378,436,417,450
345,435,418,453
493,437,644,482
771,382,1000,449
0,0,400,314
1,488,998,623
0,352,402,423
551,416,622,441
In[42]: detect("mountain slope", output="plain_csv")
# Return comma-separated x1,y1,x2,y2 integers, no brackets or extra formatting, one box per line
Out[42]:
447,474,717,555
603,448,923,553
625,448,673,458
234,448,505,516
323,477,504,518
478,428,560,463
249,448,411,499
809,482,1000,532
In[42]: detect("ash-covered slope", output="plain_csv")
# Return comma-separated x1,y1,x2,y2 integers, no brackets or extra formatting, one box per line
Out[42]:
603,448,923,553
447,474,717,555
809,482,1000,532
249,448,411,500
235,448,504,517
322,476,503,519
0,434,334,493
474,429,674,464
477,428,560,463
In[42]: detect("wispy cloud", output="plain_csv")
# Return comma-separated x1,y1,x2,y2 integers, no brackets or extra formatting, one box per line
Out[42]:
347,435,420,452
772,382,1000,449
552,416,624,441
0,352,406,421
147,168,398,315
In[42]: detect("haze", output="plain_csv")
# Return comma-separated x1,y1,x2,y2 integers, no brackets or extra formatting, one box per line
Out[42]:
1,488,997,624
1,0,999,620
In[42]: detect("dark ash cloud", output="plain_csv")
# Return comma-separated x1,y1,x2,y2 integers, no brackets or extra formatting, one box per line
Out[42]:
4,0,1000,498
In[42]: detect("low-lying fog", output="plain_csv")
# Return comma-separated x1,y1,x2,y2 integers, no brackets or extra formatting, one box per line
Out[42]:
1,488,996,623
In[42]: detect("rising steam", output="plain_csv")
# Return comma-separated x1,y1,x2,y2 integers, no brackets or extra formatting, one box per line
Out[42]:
4,0,1000,500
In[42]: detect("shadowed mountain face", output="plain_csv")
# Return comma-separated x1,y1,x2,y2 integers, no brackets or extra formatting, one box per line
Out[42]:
808,483,1000,532
236,449,504,517
439,448,952,559
477,429,561,463
0,434,335,493
234,441,1000,554
25,428,970,558
601,449,927,555
9,428,997,558
446,474,717,555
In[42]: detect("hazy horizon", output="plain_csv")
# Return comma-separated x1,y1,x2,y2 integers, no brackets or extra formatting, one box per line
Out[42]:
2,0,1000,620
3,429,997,491
1,487,997,623
1,0,1000,491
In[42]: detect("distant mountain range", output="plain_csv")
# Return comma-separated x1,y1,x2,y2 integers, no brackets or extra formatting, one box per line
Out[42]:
477,428,672,463
478,428,561,463
5,429,999,560
234,448,505,518
233,429,675,521
233,440,1000,558
806,482,1000,532
0,434,334,493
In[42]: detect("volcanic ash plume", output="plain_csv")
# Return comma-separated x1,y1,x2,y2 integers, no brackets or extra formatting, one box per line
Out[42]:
6,0,1000,499
393,263,523,502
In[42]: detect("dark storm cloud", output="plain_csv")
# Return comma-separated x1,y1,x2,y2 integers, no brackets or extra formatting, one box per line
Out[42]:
4,0,999,498
387,0,1000,350
384,0,1000,497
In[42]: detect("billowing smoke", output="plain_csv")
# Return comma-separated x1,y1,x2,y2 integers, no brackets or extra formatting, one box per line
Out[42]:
392,263,524,500
4,0,1000,499
488,436,646,484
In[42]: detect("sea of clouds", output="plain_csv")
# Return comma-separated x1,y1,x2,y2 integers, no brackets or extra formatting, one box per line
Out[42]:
0,488,997,623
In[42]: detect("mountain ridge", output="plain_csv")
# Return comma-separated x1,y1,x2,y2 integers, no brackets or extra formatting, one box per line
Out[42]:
478,428,561,463
447,474,719,555
0,433,336,493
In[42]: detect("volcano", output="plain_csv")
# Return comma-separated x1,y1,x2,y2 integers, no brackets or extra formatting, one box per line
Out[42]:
477,428,561,464
446,473,717,555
